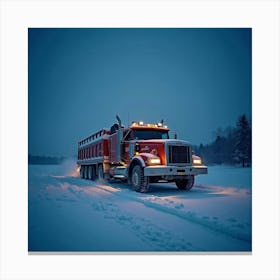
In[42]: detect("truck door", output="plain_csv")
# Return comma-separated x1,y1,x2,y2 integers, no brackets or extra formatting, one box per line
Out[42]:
122,130,133,163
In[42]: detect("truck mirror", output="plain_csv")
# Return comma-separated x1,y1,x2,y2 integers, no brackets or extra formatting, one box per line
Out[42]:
135,142,140,152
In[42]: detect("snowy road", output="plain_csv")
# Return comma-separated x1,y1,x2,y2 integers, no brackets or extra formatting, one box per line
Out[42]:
28,162,252,252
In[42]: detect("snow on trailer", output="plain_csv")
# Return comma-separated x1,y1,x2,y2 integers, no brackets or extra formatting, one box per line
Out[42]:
77,116,207,192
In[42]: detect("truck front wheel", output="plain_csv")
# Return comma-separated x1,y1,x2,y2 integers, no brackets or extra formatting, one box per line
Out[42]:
131,165,149,193
175,176,194,191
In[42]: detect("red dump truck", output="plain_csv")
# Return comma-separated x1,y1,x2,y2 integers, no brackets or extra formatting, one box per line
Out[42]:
77,116,207,192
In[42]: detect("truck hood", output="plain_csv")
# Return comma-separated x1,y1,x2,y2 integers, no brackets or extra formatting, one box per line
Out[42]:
132,139,191,145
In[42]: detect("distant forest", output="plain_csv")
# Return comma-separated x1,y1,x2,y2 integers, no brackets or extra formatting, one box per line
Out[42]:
28,154,65,165
193,114,252,167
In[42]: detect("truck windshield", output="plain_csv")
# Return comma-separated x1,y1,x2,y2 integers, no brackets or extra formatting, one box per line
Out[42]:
133,129,169,140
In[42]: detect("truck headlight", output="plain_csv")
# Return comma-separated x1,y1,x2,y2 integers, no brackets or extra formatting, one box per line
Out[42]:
148,158,161,165
193,158,202,165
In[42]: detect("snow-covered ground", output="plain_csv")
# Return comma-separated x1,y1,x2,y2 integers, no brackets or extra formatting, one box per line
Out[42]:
28,160,252,252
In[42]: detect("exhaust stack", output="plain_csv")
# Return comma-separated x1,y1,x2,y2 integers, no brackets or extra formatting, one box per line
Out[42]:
116,114,122,128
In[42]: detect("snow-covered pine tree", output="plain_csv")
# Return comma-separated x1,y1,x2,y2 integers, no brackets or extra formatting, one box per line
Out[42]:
233,114,252,167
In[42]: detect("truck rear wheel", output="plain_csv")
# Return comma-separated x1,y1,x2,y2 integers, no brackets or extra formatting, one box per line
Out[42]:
84,166,88,179
97,164,104,181
88,165,95,180
80,166,84,179
175,176,194,191
131,165,149,193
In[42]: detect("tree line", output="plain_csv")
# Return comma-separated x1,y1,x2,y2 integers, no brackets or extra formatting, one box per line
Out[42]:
28,154,65,165
194,114,252,167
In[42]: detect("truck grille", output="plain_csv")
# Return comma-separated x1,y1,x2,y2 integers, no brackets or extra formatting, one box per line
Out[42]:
168,145,191,164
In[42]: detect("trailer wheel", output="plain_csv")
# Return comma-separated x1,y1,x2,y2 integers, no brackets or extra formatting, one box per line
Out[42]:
88,165,92,180
97,165,104,181
131,165,149,193
175,176,194,191
87,166,91,180
83,166,86,179
84,166,88,179
94,165,97,180
80,166,84,179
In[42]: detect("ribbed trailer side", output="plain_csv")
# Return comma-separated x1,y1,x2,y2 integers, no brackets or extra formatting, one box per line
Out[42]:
77,129,110,179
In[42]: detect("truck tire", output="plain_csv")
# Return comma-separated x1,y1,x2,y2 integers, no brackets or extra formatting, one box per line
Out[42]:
84,165,88,179
88,165,92,180
131,165,149,193
97,164,104,181
93,165,97,180
175,176,194,191
80,166,84,179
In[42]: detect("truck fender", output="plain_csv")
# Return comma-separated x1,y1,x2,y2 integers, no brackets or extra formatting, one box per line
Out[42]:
128,156,146,180
129,156,146,168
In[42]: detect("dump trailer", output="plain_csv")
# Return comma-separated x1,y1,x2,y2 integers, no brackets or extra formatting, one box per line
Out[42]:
77,116,207,192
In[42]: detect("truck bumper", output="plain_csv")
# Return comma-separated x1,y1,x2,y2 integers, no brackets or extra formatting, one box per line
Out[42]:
144,165,208,177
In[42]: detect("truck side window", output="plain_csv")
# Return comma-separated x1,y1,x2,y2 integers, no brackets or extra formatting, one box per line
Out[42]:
124,131,132,141
162,133,168,139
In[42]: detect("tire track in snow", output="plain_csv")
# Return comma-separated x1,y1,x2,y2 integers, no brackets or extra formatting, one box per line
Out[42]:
50,176,250,245
89,199,200,251
51,178,201,251
92,181,251,243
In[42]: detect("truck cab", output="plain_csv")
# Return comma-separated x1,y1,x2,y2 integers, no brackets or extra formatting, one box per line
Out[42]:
109,120,207,192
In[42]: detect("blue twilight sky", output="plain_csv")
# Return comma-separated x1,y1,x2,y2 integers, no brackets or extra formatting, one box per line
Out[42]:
28,28,251,157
